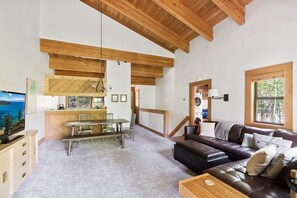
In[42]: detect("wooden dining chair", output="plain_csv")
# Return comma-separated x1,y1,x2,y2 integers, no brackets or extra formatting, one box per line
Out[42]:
78,114,93,135
102,113,115,133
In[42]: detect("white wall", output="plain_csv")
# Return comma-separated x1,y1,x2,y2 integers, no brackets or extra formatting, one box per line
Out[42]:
135,85,156,109
0,0,58,141
40,0,173,57
106,61,131,127
156,0,297,131
139,112,164,133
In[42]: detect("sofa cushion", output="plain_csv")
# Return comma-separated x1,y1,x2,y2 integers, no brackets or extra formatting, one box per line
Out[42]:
262,147,297,179
241,126,275,142
253,133,274,149
226,146,256,159
277,157,297,186
246,145,277,176
241,133,253,147
199,122,215,137
205,159,290,197
176,140,226,160
269,138,292,153
186,134,225,150
274,129,297,147
228,124,244,144
187,134,256,159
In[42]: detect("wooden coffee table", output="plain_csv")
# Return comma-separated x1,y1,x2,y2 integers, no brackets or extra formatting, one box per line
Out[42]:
179,173,248,198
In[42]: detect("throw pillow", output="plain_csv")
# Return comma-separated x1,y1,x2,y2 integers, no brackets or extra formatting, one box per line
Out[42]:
253,133,274,149
241,133,254,147
246,145,277,176
261,147,297,179
199,122,215,138
269,138,293,153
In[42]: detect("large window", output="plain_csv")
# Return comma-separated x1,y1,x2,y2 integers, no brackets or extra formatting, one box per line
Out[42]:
245,62,293,130
254,78,284,125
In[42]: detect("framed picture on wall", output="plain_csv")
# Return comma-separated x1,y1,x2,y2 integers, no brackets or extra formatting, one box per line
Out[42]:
26,78,37,114
111,94,118,102
120,94,127,102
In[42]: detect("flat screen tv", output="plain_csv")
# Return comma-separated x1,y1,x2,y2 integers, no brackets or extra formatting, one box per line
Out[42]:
0,91,26,143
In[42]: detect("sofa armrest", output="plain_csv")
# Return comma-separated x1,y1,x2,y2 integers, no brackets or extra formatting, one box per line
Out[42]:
184,125,198,140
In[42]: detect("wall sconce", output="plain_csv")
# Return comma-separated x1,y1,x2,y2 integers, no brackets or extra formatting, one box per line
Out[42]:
208,89,229,101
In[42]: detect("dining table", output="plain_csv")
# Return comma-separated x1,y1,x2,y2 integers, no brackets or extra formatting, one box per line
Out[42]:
62,118,130,156
63,118,130,136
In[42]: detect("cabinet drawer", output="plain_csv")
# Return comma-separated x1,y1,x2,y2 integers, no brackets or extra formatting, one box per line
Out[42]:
14,147,30,166
14,163,30,190
13,138,29,154
14,157,30,173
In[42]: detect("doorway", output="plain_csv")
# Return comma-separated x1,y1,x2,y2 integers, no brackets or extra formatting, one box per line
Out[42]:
189,79,212,125
131,87,140,124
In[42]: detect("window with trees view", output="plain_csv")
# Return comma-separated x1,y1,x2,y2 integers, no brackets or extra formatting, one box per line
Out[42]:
67,96,91,109
245,62,293,130
254,78,284,125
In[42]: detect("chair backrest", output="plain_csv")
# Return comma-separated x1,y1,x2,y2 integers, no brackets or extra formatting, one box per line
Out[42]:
79,114,92,130
130,114,136,129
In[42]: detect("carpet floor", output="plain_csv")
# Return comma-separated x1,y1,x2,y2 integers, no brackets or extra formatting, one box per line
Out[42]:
13,125,194,198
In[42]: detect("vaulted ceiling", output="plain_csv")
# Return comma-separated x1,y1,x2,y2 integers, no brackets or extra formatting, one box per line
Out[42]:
41,0,254,87
81,0,253,53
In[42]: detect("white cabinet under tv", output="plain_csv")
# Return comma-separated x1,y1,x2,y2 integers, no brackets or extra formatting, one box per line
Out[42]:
0,130,38,198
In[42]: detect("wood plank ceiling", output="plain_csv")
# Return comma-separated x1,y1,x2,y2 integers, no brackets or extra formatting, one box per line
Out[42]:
43,0,253,86
81,0,252,53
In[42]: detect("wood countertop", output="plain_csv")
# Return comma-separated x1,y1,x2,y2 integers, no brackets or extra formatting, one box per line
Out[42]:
0,130,38,154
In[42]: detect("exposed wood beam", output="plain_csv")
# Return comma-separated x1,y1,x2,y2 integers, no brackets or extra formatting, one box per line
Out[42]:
211,0,245,25
131,64,163,78
40,38,174,67
49,54,106,73
131,76,156,86
84,0,189,52
81,0,176,53
152,0,213,41
54,70,104,78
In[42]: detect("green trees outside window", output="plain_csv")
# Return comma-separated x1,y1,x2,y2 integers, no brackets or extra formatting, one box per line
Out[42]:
68,96,91,109
254,78,284,125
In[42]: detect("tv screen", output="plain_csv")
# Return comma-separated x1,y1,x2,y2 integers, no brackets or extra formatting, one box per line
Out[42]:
0,91,25,140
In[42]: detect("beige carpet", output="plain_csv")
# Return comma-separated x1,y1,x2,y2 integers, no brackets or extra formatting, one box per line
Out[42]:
13,125,194,198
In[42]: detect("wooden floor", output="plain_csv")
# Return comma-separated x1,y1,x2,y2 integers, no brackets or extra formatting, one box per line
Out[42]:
169,135,184,143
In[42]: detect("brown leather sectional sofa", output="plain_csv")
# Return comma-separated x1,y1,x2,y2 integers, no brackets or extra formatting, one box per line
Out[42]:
175,123,297,197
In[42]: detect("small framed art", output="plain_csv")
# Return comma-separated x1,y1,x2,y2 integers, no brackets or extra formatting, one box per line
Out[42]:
120,94,127,102
111,94,118,102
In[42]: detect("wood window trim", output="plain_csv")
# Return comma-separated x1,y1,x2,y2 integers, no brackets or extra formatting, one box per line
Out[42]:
245,62,293,130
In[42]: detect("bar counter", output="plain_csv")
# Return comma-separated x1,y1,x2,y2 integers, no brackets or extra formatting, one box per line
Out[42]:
45,109,107,140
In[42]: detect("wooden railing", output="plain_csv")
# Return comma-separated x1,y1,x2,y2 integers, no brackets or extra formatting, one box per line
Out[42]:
169,116,189,137
138,108,169,137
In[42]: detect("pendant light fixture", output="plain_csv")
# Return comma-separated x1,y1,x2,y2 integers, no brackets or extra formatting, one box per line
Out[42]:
94,1,111,93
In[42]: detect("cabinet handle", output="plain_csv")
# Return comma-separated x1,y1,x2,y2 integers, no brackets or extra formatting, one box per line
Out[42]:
22,172,26,178
2,172,7,183
22,161,26,166
22,151,27,156
22,142,26,147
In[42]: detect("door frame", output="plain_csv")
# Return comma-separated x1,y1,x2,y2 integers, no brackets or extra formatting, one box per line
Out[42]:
135,89,140,124
189,79,212,125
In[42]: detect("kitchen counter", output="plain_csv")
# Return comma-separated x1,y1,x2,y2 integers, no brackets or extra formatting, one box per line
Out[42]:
45,109,107,140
